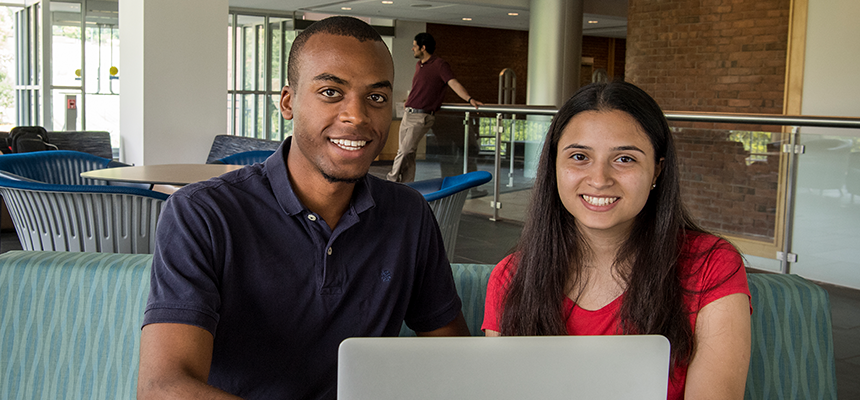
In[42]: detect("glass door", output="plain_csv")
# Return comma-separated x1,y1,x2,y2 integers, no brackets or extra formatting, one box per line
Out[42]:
48,0,119,153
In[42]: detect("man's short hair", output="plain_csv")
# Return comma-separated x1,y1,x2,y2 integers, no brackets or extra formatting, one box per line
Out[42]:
414,32,436,54
287,16,386,88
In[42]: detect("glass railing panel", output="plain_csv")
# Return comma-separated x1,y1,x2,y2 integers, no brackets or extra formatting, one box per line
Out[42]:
669,124,787,247
790,131,860,288
425,111,551,223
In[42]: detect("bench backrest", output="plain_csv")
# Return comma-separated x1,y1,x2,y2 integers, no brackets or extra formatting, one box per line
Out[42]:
0,254,836,399
0,251,153,399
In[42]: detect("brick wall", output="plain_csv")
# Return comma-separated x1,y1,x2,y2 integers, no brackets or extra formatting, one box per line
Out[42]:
425,24,626,104
626,0,790,242
582,36,627,82
675,129,780,240
626,0,790,114
427,24,529,105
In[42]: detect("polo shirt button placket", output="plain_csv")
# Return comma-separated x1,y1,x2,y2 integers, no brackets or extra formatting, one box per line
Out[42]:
308,214,317,222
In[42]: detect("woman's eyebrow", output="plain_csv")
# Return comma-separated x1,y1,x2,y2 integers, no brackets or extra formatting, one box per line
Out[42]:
561,143,591,151
560,143,646,154
612,145,646,154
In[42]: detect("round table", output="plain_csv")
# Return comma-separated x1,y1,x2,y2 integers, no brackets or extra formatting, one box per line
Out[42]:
81,164,244,186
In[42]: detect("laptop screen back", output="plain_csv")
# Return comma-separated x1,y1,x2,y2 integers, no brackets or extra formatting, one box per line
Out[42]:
337,335,670,400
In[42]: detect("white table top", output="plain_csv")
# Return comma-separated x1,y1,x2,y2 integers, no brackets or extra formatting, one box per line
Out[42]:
81,164,244,186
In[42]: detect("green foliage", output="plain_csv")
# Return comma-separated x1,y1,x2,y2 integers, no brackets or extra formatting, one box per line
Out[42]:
476,117,551,154
53,25,82,40
728,130,776,165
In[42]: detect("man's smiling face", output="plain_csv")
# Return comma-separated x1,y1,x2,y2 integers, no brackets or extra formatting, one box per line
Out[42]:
281,33,394,184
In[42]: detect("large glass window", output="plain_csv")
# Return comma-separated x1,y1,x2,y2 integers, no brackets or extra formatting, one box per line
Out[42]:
228,11,295,141
12,3,40,128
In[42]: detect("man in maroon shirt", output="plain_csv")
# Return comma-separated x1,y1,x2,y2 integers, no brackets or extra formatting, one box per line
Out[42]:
386,32,483,182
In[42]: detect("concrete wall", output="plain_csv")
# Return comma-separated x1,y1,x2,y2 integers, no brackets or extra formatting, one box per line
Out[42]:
801,0,860,120
119,0,228,165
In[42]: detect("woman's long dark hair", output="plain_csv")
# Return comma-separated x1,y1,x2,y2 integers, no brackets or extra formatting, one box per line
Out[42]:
499,81,710,368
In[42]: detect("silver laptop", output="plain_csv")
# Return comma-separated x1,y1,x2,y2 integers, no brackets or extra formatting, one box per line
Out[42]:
337,335,670,400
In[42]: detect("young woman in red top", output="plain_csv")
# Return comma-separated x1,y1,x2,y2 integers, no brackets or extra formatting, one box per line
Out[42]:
482,81,751,400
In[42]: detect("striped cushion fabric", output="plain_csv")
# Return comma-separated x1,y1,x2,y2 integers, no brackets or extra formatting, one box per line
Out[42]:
0,251,153,400
450,263,495,336
399,263,494,336
746,273,837,400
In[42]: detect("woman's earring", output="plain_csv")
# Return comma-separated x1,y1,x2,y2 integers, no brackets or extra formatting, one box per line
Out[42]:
651,184,656,190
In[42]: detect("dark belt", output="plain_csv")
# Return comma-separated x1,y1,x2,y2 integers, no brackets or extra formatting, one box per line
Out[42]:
405,107,434,115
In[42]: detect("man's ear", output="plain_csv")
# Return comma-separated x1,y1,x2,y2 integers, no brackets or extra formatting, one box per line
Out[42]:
279,86,294,120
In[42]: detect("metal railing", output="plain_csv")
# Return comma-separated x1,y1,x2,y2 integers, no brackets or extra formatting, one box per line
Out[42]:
439,103,860,274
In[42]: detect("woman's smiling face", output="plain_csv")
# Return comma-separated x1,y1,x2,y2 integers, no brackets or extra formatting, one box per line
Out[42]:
555,109,662,239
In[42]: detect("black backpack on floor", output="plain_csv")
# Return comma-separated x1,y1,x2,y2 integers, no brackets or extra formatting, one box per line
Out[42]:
6,126,58,153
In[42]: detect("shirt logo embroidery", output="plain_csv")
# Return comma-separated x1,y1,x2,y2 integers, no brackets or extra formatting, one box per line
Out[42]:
380,270,392,282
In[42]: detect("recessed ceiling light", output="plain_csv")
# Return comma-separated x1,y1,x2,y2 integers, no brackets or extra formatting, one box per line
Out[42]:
508,13,519,16
341,7,351,10
382,1,393,4
462,17,472,21
588,20,599,24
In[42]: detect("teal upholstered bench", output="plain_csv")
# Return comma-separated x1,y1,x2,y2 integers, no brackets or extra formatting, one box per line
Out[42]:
0,251,152,399
746,273,837,399
0,253,837,399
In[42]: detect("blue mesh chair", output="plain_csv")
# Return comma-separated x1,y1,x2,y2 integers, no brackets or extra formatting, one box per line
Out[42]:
0,151,169,253
206,134,281,163
212,149,275,165
0,150,119,185
405,171,492,262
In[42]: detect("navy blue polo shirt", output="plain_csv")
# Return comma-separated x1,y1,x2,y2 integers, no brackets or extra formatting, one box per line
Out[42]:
143,138,461,399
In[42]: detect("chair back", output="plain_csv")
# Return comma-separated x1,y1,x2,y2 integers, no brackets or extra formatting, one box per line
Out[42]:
0,150,113,185
0,153,169,253
48,131,114,159
215,150,275,165
406,171,492,262
0,251,153,399
206,134,281,163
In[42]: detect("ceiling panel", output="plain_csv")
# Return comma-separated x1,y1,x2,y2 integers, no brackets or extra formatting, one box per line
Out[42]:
229,0,627,37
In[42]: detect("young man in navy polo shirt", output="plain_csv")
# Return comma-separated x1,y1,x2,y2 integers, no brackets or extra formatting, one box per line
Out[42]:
386,32,483,183
137,17,469,400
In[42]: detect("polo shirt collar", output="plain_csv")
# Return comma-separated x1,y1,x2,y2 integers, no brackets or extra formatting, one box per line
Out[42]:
420,55,439,66
264,137,376,218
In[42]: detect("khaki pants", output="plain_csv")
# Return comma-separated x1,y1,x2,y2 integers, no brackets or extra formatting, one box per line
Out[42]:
386,111,435,182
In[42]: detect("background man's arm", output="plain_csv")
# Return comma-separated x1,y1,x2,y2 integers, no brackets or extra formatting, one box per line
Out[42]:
416,311,471,336
447,79,484,108
138,323,243,400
